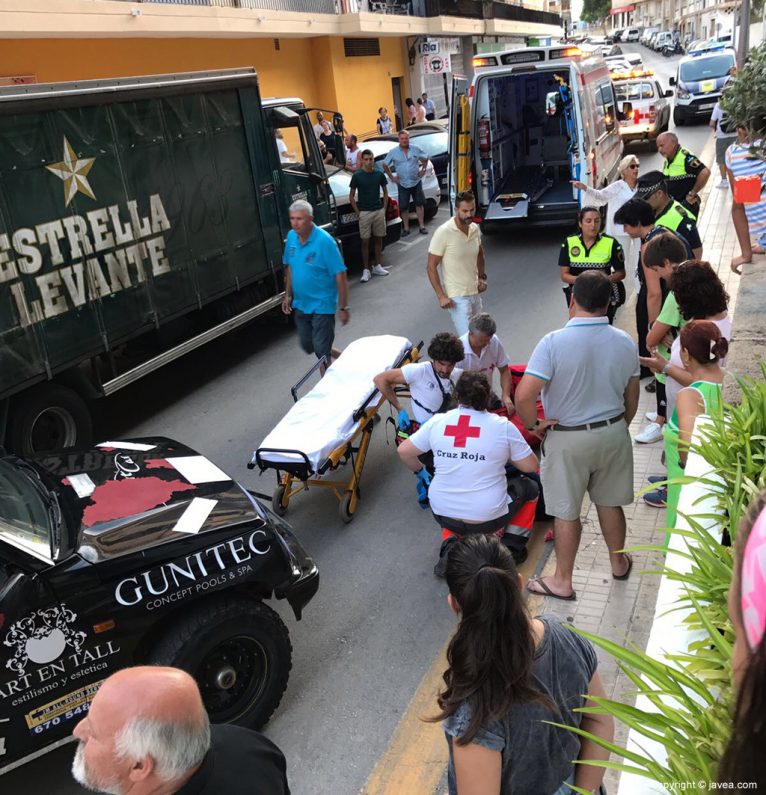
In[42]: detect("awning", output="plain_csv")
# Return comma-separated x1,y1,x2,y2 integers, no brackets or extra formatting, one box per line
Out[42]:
610,4,635,13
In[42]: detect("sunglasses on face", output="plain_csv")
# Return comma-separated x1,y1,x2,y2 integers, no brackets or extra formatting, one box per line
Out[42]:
628,164,639,169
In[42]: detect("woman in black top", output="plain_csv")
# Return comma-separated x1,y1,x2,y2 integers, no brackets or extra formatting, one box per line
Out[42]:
435,535,613,795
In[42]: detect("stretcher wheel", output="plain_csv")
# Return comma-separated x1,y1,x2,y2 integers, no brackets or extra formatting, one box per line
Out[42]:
272,485,288,516
339,491,355,524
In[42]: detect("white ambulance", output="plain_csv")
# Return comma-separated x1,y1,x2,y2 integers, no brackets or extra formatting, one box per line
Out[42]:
449,45,624,226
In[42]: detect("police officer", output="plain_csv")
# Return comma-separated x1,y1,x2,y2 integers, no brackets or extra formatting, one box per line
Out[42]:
635,171,703,259
657,132,711,215
558,207,626,324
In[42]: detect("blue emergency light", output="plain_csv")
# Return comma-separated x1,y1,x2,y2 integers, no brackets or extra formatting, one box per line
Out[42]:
688,43,727,56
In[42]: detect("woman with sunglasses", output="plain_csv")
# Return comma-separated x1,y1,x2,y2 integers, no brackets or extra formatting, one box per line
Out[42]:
571,154,640,281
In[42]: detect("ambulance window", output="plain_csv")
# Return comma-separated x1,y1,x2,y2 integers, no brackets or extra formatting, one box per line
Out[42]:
597,83,617,132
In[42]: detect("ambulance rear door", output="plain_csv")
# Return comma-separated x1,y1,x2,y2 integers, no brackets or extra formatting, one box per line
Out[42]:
448,76,470,214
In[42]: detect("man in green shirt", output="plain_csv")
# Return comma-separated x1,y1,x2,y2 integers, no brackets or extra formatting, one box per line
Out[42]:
350,149,390,283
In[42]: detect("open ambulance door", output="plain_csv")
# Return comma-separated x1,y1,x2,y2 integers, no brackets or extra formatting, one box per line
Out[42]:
448,76,470,215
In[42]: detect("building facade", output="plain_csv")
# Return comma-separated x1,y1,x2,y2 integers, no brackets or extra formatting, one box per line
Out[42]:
0,0,562,137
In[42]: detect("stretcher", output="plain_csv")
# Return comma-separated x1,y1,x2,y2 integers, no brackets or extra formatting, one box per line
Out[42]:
249,335,419,523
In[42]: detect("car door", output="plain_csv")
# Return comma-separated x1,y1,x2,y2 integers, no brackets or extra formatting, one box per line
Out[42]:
448,76,470,214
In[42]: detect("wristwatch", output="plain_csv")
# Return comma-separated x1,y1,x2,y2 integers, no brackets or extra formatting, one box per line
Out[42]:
661,362,671,375
478,273,488,281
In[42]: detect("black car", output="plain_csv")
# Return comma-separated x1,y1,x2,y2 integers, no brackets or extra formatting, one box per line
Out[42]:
363,129,449,198
327,167,402,268
0,438,318,773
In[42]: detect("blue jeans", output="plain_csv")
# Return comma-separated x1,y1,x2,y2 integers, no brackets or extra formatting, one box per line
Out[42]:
293,309,335,362
447,293,483,337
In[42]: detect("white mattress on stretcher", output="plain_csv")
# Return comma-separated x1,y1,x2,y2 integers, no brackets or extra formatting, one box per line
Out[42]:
255,335,412,472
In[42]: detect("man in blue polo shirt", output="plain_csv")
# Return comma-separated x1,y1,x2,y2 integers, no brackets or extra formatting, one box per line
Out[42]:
383,130,429,237
281,199,350,365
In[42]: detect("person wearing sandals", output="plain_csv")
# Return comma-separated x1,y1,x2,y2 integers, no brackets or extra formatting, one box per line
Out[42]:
515,271,640,601
434,534,614,795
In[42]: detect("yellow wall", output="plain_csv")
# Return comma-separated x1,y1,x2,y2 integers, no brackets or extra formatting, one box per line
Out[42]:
0,35,407,138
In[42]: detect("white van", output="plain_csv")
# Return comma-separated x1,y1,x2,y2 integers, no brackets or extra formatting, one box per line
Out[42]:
626,28,641,42
449,45,623,226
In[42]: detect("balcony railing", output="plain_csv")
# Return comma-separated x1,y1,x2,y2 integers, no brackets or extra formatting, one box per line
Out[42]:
127,0,561,22
134,0,340,12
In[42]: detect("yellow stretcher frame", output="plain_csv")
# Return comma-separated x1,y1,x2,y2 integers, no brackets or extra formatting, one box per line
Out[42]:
254,343,421,524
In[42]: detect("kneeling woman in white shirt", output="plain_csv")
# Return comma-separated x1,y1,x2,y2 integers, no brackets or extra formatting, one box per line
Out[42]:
398,372,539,577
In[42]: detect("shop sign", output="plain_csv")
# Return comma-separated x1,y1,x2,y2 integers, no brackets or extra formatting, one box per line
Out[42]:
422,54,451,75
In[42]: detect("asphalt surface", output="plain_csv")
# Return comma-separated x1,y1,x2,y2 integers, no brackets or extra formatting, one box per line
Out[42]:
3,43,714,795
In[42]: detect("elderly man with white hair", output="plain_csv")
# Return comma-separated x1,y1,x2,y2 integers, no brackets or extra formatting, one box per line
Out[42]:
281,199,349,366
71,666,289,794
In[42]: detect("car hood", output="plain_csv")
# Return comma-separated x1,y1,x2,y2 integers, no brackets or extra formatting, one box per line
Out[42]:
35,438,261,563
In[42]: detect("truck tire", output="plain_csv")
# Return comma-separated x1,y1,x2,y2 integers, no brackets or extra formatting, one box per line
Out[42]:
148,597,292,729
673,108,685,127
8,384,92,456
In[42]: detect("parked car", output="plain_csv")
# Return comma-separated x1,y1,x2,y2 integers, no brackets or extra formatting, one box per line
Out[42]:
653,31,673,51
626,27,641,42
613,69,672,147
641,27,659,45
670,45,736,124
327,167,402,266
0,438,319,773
404,119,449,132
360,137,442,218
364,127,449,193
605,56,633,73
612,28,625,42
624,51,644,68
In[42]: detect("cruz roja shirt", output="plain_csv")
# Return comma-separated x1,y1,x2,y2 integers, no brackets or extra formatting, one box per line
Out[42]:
283,225,346,315
409,407,533,522
175,724,290,795
402,361,462,425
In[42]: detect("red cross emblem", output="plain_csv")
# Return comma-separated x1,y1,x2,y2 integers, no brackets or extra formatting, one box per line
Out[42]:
444,415,481,448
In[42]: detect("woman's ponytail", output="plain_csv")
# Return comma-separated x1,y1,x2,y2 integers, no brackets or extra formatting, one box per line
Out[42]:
432,536,555,744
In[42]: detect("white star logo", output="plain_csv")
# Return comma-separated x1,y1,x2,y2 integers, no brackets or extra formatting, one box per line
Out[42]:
46,137,96,207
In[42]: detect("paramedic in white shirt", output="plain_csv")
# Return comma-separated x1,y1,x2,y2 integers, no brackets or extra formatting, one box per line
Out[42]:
571,154,640,286
373,332,464,426
398,372,538,576
457,313,514,416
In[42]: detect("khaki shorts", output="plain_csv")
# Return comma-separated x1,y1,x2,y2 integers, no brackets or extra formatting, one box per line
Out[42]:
540,419,634,520
358,208,386,240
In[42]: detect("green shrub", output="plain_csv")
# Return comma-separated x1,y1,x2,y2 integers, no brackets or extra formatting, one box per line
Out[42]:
721,44,766,162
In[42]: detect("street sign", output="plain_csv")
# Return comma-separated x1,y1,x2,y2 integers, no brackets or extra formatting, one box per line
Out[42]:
419,39,440,55
422,54,451,74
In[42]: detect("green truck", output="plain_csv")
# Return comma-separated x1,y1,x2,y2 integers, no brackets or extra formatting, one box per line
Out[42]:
0,68,339,456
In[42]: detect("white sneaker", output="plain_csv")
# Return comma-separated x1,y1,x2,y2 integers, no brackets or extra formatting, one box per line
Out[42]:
644,410,658,422
718,178,729,189
360,268,371,283
635,422,663,444
371,264,390,277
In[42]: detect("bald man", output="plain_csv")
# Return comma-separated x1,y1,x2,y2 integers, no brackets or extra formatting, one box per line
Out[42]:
657,131,711,214
72,666,289,794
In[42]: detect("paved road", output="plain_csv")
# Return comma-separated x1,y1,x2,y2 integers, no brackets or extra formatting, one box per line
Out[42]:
3,43,714,795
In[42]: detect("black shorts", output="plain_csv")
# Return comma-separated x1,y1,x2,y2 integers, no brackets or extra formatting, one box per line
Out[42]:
398,181,426,209
293,309,335,362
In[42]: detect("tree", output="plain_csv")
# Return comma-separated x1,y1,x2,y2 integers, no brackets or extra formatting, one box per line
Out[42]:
721,43,766,161
580,0,611,25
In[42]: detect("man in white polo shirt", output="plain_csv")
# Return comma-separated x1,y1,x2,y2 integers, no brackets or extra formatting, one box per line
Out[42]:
373,332,464,428
516,270,640,601
457,312,514,415
427,190,487,336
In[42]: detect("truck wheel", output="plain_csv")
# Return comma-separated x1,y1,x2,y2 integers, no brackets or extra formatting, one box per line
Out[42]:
149,598,292,729
8,384,92,456
673,108,685,127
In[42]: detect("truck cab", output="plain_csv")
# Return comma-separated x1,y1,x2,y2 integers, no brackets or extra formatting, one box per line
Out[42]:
450,45,623,227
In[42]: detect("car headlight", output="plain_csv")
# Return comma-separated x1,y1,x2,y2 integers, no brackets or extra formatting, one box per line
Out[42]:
676,85,690,99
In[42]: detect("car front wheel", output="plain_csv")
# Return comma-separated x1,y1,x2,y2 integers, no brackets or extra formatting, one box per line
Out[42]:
148,597,292,729
424,199,439,221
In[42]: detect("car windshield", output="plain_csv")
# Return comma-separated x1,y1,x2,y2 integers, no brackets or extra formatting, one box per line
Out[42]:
0,459,53,559
409,133,447,158
680,54,735,83
615,81,655,101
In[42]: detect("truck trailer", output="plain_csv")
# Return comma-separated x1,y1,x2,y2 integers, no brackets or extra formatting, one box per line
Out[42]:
0,68,336,456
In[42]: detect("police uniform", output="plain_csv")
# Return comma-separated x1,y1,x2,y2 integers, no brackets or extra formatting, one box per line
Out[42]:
557,232,626,324
655,199,702,254
662,146,705,210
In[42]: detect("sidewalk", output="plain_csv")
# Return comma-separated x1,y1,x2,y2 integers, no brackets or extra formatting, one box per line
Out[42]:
527,138,746,794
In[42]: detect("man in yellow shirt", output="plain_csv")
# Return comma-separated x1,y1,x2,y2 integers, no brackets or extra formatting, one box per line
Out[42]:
426,190,487,336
